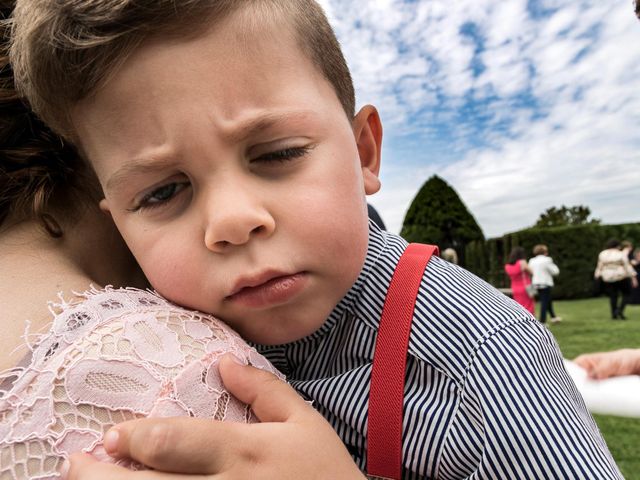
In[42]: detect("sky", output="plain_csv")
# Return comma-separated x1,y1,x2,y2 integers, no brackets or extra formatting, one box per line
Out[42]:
317,0,640,238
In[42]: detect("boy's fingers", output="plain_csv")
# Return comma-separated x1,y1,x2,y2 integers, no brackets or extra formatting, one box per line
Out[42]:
64,452,184,480
218,354,316,423
575,354,610,377
106,417,252,474
62,453,98,480
574,355,597,377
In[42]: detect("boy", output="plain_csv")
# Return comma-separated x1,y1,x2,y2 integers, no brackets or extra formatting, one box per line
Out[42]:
11,1,623,478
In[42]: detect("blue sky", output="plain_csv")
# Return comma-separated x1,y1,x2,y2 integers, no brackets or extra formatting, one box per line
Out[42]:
318,0,640,237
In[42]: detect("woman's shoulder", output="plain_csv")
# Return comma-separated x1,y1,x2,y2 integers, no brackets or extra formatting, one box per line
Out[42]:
47,286,236,336
0,286,281,476
600,248,622,261
22,286,263,373
505,262,523,273
1,286,280,411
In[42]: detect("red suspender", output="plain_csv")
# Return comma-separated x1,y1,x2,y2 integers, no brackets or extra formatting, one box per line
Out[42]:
367,243,439,480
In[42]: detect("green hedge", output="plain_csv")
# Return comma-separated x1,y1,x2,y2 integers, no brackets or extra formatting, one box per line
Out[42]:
465,222,640,299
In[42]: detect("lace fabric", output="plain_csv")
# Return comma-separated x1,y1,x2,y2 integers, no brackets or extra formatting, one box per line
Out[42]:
0,287,283,479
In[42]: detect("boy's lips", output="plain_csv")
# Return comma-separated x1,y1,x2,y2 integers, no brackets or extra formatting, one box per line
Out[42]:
225,271,308,308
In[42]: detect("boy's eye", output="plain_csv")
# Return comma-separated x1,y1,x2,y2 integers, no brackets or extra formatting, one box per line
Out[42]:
131,181,189,212
253,146,311,163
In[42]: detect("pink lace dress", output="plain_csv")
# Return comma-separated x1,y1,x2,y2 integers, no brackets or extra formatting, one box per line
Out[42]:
0,287,283,479
504,261,535,314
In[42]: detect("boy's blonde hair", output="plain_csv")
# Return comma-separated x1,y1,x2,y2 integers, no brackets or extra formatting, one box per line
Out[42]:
10,0,355,139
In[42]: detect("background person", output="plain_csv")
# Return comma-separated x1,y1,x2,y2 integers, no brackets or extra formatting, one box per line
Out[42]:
629,248,640,305
594,238,638,319
441,247,459,264
504,246,535,314
529,244,562,324
621,240,634,261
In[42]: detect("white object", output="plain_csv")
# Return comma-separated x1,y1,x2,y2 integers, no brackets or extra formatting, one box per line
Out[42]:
564,359,640,418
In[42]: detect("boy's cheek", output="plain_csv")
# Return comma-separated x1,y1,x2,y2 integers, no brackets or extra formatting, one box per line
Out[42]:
134,245,202,306
146,268,204,312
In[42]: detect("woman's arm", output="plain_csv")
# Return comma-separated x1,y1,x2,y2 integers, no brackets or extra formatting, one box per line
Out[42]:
594,258,603,279
546,257,560,276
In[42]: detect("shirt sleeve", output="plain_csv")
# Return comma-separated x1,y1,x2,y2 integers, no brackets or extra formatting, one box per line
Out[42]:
547,258,560,276
622,255,637,278
460,319,623,479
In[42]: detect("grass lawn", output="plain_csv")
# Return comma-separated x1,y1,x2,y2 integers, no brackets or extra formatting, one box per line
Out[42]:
544,297,640,478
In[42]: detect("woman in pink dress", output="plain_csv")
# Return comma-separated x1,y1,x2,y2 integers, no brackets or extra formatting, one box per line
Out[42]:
505,247,535,314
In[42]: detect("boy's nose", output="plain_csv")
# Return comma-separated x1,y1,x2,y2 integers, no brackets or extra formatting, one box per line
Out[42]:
203,190,275,252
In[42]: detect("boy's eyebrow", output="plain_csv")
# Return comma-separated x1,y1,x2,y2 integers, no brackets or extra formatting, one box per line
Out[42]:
105,156,180,195
105,110,317,194
221,110,315,144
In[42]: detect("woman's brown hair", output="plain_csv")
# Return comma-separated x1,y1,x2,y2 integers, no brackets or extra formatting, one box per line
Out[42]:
507,246,526,265
0,2,101,236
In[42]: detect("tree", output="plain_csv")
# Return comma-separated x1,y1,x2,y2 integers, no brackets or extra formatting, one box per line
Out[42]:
534,205,601,228
400,175,484,265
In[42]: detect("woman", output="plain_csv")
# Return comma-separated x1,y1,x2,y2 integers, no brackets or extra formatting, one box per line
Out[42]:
504,247,535,314
594,239,638,320
0,7,362,478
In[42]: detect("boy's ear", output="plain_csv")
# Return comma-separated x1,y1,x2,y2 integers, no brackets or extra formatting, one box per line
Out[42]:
99,198,113,217
353,105,382,195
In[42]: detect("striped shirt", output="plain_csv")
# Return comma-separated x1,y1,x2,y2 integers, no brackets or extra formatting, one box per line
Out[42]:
257,223,623,479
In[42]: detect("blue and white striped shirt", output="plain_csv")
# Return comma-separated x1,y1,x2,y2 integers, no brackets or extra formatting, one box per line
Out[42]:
257,223,623,479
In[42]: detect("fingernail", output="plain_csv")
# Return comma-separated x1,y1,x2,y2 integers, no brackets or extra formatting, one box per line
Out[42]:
104,429,120,454
59,459,70,479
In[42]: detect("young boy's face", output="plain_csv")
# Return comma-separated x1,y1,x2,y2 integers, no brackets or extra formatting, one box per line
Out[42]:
71,12,382,345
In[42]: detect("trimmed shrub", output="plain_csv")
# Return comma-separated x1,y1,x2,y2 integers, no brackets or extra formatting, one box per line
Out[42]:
401,175,484,265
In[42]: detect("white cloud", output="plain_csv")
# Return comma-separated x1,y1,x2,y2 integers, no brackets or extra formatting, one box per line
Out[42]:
322,0,640,237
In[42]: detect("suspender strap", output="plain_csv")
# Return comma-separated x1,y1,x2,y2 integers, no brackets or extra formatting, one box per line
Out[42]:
367,243,439,480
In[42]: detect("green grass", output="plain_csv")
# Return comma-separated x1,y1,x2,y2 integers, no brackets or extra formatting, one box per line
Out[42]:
544,297,640,478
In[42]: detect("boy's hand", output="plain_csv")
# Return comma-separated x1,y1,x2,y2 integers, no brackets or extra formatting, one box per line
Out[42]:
62,354,366,480
574,348,640,380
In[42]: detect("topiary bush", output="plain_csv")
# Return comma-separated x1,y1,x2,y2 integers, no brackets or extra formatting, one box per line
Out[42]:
400,175,484,265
